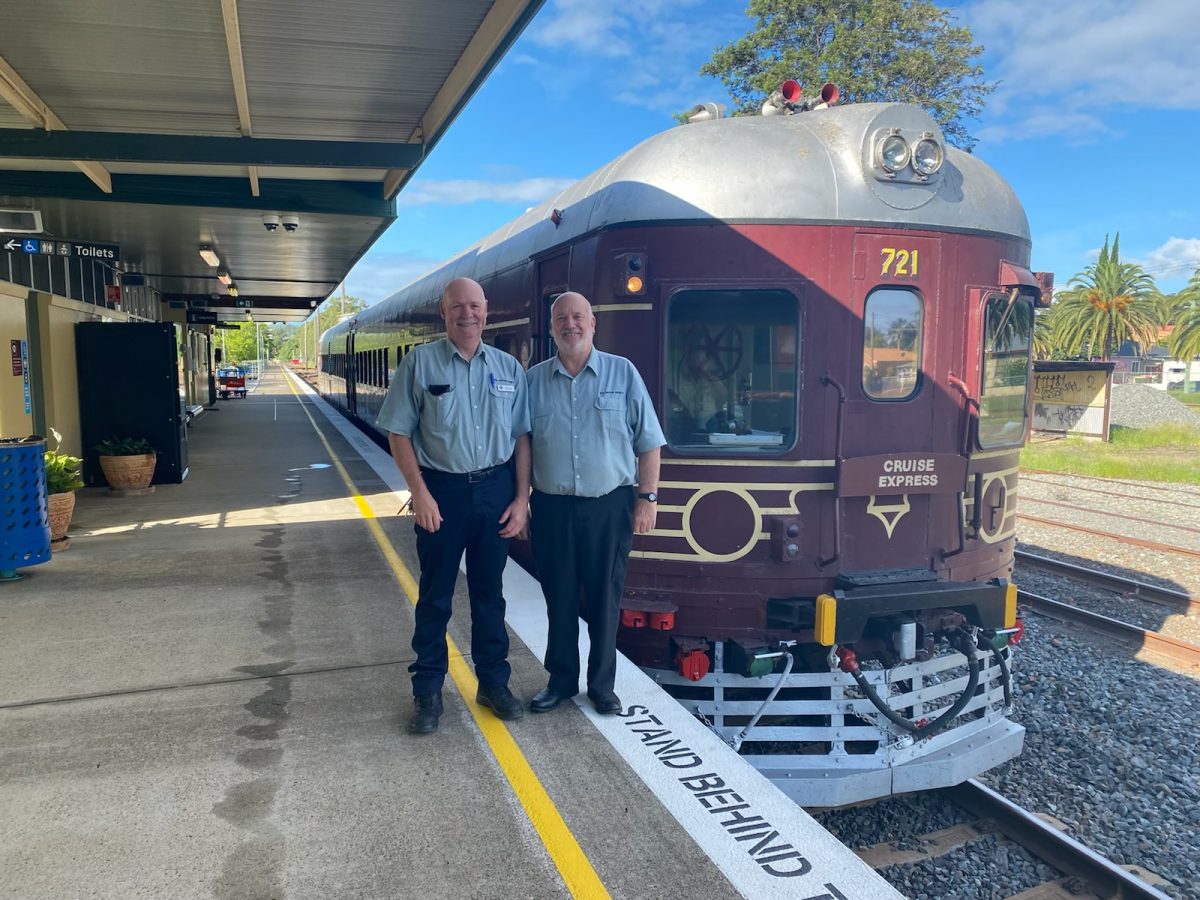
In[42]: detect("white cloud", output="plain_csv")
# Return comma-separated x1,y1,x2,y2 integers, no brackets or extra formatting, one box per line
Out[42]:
1139,237,1200,280
976,108,1114,146
344,251,443,305
526,0,743,113
396,177,575,208
964,0,1200,116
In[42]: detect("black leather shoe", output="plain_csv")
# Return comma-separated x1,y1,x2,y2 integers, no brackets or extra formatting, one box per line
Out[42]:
476,683,524,721
529,686,576,713
588,691,622,715
408,693,443,734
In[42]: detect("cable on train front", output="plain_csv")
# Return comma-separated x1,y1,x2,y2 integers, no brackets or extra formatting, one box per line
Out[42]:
616,82,1040,809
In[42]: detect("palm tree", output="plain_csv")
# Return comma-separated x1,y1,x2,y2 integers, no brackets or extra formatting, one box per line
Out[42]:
1167,266,1200,362
1032,307,1056,360
1052,234,1163,360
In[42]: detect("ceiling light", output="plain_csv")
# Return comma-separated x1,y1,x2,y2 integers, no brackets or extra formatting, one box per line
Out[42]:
198,245,220,267
217,270,233,286
227,285,239,297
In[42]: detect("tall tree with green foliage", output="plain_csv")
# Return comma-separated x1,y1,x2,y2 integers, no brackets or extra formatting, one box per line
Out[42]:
1167,266,1200,362
698,0,995,150
277,293,368,365
1051,234,1163,361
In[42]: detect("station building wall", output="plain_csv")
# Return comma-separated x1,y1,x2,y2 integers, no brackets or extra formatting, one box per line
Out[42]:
0,280,33,439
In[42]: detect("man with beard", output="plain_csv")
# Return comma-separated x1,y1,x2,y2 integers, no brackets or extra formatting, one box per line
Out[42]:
526,291,665,715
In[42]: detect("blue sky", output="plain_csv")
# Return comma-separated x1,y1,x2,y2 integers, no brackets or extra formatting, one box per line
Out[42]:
342,0,1200,306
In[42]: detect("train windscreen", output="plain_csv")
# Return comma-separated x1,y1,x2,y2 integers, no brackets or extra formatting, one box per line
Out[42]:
665,289,798,453
978,292,1034,448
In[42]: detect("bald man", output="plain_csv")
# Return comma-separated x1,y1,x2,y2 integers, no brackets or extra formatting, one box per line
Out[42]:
526,292,665,715
377,277,531,734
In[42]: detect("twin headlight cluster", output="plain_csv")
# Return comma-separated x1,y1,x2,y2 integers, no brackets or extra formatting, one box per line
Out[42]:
874,128,944,178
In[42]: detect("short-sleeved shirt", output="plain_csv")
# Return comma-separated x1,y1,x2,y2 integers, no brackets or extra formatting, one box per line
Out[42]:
528,348,665,497
376,338,530,473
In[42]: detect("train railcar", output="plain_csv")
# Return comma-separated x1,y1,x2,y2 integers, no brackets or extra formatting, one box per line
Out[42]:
319,92,1042,808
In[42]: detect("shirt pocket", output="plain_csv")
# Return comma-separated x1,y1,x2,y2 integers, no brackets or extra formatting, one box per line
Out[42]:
595,393,627,436
423,387,455,426
489,380,514,429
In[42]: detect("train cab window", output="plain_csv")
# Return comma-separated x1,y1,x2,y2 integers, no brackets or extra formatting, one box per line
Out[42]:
978,292,1033,448
862,288,923,400
666,289,798,453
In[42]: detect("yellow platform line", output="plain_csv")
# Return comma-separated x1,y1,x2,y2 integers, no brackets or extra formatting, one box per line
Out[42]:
284,375,608,899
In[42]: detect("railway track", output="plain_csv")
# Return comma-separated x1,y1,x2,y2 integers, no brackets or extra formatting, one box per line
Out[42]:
854,780,1173,899
1021,468,1200,500
1020,473,1200,511
1016,513,1200,560
1014,550,1199,616
1018,587,1200,668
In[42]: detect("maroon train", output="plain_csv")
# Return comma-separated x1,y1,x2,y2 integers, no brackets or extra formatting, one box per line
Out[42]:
320,89,1044,807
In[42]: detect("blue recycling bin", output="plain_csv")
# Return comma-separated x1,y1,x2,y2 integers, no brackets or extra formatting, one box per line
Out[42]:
0,436,52,580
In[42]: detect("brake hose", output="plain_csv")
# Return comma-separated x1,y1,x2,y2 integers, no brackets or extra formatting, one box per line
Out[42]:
839,630,981,742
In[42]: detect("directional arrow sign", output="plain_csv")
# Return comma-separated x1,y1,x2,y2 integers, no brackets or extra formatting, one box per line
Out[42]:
3,239,19,252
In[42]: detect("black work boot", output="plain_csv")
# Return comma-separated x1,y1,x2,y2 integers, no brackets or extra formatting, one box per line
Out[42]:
476,683,524,721
408,693,443,734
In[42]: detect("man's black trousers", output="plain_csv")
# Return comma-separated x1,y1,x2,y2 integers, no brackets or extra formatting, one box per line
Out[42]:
530,487,634,697
410,466,513,697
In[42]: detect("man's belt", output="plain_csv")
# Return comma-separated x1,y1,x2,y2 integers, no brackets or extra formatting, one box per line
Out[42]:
421,463,507,484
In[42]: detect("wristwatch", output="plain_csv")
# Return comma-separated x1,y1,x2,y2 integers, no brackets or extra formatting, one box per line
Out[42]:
637,492,658,502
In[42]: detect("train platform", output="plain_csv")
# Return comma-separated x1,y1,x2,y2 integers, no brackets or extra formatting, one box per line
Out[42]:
0,365,900,900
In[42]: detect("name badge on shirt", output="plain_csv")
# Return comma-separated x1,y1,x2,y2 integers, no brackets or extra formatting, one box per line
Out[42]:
491,376,516,394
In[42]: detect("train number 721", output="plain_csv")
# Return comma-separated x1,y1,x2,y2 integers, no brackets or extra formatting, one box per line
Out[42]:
880,247,919,277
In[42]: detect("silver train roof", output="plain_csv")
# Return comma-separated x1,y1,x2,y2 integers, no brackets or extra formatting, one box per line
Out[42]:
344,102,1029,331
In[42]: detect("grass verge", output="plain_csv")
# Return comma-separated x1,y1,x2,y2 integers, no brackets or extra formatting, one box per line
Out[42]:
1021,423,1200,483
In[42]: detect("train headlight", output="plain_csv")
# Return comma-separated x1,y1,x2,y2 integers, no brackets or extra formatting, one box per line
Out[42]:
877,134,910,173
912,137,944,175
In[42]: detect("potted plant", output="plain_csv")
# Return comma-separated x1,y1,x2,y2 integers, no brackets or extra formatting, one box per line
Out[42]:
95,436,157,494
44,428,84,550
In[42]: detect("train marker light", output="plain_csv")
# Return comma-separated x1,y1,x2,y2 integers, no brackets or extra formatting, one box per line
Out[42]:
675,648,710,681
615,252,648,295
620,609,647,629
877,134,910,173
912,136,944,175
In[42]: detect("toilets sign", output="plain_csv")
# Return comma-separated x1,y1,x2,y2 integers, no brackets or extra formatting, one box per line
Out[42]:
4,237,120,261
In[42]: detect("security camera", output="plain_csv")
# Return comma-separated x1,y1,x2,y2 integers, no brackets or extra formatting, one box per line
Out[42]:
262,214,280,232
281,214,300,233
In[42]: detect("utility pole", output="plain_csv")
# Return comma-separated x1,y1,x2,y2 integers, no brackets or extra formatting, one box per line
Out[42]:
340,281,346,315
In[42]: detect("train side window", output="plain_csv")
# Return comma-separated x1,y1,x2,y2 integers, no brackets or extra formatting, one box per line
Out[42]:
978,292,1033,448
665,289,798,454
862,288,923,400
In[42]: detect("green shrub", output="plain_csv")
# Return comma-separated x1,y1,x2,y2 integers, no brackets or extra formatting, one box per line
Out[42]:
44,427,84,493
95,436,155,456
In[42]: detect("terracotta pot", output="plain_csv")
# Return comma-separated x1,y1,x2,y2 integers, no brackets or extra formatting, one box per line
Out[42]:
98,453,156,491
48,491,76,546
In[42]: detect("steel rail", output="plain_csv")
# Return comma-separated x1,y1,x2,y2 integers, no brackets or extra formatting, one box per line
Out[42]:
1019,473,1200,511
1016,513,1200,560
1019,589,1200,668
1020,468,1200,500
1014,550,1199,616
944,780,1173,900
1020,496,1200,536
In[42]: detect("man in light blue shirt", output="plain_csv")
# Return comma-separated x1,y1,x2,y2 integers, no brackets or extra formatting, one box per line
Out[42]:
376,277,530,734
526,291,665,715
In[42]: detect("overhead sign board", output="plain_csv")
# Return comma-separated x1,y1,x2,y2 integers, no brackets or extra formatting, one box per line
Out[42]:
186,310,218,324
2,237,120,261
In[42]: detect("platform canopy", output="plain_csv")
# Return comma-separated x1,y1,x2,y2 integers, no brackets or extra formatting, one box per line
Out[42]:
0,0,544,322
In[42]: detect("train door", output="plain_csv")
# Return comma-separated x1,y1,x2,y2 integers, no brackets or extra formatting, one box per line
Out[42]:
535,252,570,364
346,331,357,415
831,232,965,572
